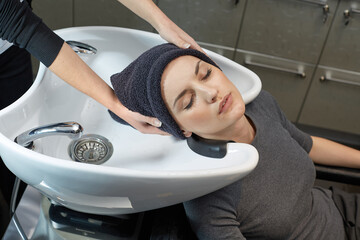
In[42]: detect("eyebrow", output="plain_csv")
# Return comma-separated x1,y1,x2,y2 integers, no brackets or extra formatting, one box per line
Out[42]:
195,60,201,76
173,89,188,108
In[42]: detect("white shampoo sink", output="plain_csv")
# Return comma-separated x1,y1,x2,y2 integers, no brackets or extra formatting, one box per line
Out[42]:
0,27,261,215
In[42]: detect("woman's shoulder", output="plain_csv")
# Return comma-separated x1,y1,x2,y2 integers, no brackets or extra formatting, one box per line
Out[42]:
253,90,276,104
246,90,282,116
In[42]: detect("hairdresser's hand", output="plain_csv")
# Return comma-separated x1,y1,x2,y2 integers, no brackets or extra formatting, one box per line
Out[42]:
117,0,204,53
125,110,170,135
114,105,169,135
156,19,204,53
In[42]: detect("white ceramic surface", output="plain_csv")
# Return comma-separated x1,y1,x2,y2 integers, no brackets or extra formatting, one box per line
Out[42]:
0,27,260,215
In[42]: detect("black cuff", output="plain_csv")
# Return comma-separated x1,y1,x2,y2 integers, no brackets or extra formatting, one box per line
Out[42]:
0,0,64,67
26,22,64,67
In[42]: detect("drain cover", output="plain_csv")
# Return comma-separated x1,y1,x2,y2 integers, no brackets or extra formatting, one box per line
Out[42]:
68,134,113,164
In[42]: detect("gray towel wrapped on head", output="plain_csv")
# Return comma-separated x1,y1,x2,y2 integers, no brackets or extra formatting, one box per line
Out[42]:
109,43,219,139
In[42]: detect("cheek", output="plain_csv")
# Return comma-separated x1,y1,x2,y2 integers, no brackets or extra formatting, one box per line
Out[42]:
231,96,246,117
178,106,216,132
187,110,209,125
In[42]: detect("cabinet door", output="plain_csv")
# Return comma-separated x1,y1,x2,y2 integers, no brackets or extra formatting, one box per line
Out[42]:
157,0,246,48
237,0,338,64
319,0,360,71
235,51,315,121
299,67,360,134
74,0,153,32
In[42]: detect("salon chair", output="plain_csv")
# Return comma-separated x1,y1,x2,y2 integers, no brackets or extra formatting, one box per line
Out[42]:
148,124,360,240
296,124,360,185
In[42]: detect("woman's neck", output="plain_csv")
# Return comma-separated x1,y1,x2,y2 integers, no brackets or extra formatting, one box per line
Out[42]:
204,115,256,143
230,115,255,144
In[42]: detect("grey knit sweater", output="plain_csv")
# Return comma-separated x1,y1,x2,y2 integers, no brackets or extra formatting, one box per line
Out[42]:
184,91,345,240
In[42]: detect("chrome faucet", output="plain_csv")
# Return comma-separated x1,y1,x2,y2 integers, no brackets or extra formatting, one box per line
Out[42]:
11,122,83,240
66,40,97,55
15,122,83,148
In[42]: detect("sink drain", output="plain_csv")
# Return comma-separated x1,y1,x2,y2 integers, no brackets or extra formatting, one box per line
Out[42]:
68,134,113,164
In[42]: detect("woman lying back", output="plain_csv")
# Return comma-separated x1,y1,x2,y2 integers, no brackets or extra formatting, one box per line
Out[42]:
109,43,360,240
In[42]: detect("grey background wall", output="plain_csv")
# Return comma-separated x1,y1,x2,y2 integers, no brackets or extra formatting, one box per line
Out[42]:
31,0,360,136
30,0,155,74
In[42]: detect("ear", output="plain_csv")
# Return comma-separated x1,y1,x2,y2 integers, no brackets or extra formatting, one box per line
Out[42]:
182,130,192,138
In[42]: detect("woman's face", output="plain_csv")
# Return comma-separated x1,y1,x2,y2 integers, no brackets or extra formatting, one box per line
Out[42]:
161,55,246,139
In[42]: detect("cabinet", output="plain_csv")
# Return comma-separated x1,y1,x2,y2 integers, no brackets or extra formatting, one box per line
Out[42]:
299,67,360,133
157,0,246,59
317,0,360,71
236,0,338,64
234,0,338,122
235,50,315,121
299,0,360,134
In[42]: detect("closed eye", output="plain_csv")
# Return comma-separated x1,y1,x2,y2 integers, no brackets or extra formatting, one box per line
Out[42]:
202,68,212,80
184,93,195,110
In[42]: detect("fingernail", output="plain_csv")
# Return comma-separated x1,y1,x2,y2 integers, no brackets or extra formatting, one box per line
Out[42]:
183,43,191,49
154,119,162,127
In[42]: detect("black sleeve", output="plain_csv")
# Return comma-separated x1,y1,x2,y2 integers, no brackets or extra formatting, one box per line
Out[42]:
0,0,64,67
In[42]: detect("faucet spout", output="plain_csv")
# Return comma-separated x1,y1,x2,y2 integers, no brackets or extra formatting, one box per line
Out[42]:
15,122,83,148
66,40,97,55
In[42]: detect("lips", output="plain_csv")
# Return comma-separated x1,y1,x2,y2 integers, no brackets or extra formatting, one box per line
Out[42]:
219,93,232,114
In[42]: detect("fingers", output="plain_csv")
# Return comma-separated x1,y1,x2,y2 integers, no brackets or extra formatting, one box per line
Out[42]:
125,110,169,135
171,37,191,50
176,34,207,55
130,120,169,135
158,21,205,53
182,42,191,49
138,124,170,135
175,36,202,51
146,116,162,128
139,116,170,135
189,41,205,53
110,100,169,135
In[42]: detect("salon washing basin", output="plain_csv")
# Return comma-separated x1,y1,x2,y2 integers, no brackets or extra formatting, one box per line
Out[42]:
0,26,260,215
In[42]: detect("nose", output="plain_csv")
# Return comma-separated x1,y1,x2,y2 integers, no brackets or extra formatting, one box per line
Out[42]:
197,84,218,103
